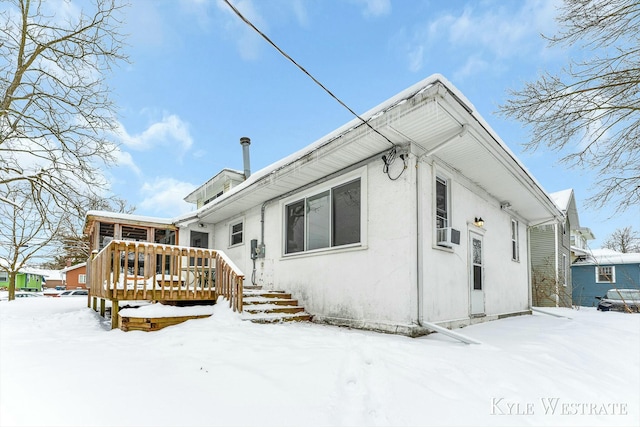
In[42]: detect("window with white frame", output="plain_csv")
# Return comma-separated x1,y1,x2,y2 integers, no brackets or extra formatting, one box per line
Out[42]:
561,254,568,286
435,176,449,231
0,272,7,282
596,266,615,283
511,219,519,261
79,274,86,284
230,220,244,246
285,178,361,254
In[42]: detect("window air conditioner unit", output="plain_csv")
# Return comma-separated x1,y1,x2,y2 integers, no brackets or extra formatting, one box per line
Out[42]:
437,227,461,247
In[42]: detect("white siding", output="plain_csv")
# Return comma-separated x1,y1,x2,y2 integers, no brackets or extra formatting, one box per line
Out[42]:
419,158,530,325
183,152,534,334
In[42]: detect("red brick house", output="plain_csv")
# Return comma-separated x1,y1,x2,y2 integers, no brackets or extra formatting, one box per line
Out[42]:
61,262,87,290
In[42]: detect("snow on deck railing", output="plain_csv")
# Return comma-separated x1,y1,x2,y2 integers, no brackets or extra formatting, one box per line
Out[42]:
89,240,244,313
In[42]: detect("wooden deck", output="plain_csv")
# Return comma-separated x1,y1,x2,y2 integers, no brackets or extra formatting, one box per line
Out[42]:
88,240,244,328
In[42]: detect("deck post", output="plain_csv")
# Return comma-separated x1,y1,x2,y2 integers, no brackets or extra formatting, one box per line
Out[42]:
100,298,105,317
92,296,97,311
111,300,119,330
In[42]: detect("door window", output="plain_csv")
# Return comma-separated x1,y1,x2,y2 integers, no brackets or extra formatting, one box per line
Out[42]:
472,237,482,290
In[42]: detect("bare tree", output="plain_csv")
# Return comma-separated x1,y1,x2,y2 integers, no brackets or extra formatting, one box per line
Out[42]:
499,0,640,213
603,226,640,253
531,257,574,308
44,195,135,269
0,0,128,218
0,185,63,300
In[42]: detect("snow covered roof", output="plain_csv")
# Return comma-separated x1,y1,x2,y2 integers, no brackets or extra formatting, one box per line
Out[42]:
15,267,48,278
43,269,63,281
172,73,561,226
573,248,640,265
183,168,245,203
85,210,173,225
549,188,580,228
0,260,53,278
84,210,176,234
550,189,573,210
60,262,87,273
84,74,561,228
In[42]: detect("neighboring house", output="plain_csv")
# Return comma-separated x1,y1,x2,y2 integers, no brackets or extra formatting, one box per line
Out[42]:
25,267,64,290
570,226,596,263
41,269,64,289
86,74,562,335
61,263,88,290
0,268,45,291
572,248,640,307
529,189,583,307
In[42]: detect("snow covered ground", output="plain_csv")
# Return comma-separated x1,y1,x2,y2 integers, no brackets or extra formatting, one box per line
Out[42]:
0,297,638,427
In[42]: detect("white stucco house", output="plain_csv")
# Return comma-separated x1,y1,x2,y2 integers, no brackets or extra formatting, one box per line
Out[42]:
153,74,561,336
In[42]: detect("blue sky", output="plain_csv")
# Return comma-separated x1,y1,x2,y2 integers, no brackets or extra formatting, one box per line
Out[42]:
104,0,637,248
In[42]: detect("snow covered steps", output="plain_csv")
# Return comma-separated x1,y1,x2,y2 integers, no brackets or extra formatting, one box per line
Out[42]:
241,289,312,323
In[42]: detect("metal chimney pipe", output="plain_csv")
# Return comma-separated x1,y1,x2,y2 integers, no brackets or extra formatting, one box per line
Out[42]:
240,137,251,179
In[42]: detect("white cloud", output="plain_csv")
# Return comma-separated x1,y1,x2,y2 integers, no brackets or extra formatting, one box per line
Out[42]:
138,178,197,217
115,114,193,153
407,44,424,73
453,55,489,81
213,0,315,59
112,149,141,175
217,0,267,61
110,114,194,177
352,0,391,18
291,0,309,26
125,1,167,47
398,0,561,75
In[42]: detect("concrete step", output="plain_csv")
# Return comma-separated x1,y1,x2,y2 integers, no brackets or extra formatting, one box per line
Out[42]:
243,290,291,299
244,305,305,315
243,312,312,323
241,288,311,324
243,297,298,306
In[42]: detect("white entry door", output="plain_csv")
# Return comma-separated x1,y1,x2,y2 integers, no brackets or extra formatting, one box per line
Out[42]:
469,232,485,315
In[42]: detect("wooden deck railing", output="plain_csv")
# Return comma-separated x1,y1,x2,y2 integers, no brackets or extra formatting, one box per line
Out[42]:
89,240,244,312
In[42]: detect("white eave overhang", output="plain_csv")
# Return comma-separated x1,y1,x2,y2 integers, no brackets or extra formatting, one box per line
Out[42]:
173,74,561,227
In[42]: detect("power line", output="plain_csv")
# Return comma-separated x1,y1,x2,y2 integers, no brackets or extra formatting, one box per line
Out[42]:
222,0,395,148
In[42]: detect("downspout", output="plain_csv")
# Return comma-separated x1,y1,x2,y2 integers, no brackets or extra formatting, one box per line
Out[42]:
414,124,467,328
412,152,480,344
415,153,423,327
527,226,532,310
260,201,268,252
554,223,559,307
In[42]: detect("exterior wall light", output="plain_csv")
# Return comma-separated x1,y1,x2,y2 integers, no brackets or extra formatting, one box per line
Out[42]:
474,217,484,227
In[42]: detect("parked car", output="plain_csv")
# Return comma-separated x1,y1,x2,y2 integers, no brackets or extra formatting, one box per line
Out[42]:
56,289,89,297
0,292,43,301
596,289,640,312
16,292,43,298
